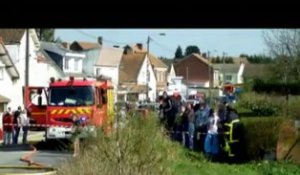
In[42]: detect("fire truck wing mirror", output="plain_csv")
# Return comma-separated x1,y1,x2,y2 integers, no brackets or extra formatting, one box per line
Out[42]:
37,89,43,95
38,96,42,106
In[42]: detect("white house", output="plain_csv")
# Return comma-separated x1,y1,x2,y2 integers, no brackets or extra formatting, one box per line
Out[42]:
166,64,187,97
94,46,124,102
0,39,19,113
69,41,101,77
118,53,157,102
40,42,86,77
0,29,57,109
94,46,123,87
124,43,168,94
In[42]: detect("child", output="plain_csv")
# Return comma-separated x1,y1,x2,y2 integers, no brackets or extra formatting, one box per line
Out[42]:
71,114,87,157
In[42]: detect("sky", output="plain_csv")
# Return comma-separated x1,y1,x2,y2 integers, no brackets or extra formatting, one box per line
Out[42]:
55,29,268,58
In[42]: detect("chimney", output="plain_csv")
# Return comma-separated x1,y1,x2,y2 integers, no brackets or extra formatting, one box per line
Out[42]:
61,42,69,49
98,37,103,45
136,43,143,50
123,45,132,55
202,53,207,59
113,45,119,48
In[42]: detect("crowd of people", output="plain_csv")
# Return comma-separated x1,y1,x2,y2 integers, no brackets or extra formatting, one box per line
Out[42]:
1,106,30,146
159,91,242,160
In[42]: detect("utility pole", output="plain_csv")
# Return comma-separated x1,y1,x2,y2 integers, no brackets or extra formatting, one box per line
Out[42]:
208,51,212,105
222,52,226,85
25,29,29,87
146,36,150,101
285,57,289,117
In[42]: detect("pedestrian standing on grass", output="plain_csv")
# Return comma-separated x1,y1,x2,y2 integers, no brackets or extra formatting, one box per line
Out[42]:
2,108,13,146
161,91,176,134
194,101,209,152
204,109,220,160
181,102,195,150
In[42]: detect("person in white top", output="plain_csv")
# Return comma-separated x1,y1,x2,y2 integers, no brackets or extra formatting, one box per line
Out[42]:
207,111,220,135
204,109,220,159
19,110,30,144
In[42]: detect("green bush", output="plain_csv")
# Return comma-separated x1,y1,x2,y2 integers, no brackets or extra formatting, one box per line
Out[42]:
284,96,300,120
252,78,300,95
241,117,283,160
237,92,281,117
58,112,177,175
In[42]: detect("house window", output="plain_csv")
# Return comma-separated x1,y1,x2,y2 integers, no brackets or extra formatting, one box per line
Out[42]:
96,68,101,76
225,75,232,81
161,72,165,81
64,58,69,70
0,103,5,112
74,59,78,71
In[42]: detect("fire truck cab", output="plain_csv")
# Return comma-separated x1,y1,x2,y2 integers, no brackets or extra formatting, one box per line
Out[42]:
24,76,115,140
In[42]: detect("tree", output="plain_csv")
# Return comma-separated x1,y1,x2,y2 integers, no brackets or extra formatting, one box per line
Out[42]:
174,45,184,59
211,58,216,63
225,57,234,63
184,45,200,56
263,29,300,82
36,29,55,42
215,56,221,63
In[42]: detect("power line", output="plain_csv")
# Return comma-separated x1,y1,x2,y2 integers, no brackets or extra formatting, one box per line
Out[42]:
75,29,141,46
150,38,175,55
75,29,175,56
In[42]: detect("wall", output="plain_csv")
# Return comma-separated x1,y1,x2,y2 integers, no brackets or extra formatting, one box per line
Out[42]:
175,55,214,86
63,56,83,74
154,67,167,91
94,66,118,86
0,59,17,109
137,55,157,101
82,49,100,77
3,31,59,109
223,73,238,84
94,65,119,102
237,63,245,84
213,70,220,87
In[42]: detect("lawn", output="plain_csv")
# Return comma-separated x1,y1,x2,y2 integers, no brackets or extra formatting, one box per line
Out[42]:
172,148,300,175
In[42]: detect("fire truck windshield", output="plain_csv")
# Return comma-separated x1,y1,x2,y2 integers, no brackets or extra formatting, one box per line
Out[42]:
49,86,94,106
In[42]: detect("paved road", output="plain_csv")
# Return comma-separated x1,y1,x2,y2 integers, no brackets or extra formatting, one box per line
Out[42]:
0,131,72,168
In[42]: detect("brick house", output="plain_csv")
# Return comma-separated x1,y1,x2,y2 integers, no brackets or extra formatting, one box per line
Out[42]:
174,53,218,88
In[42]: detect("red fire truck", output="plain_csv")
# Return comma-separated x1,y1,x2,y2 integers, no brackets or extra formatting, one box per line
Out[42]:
24,76,115,140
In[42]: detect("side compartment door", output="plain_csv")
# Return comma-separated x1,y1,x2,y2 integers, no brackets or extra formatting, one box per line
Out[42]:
106,88,115,124
93,87,104,127
24,86,48,128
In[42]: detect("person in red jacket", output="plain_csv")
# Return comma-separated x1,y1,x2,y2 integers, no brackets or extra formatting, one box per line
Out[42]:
2,108,14,146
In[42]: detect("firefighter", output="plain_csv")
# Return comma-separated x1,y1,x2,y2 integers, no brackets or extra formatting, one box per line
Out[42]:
222,104,243,161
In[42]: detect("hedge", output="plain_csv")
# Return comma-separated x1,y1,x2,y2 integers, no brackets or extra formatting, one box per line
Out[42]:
241,117,283,160
252,78,300,95
236,92,281,117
